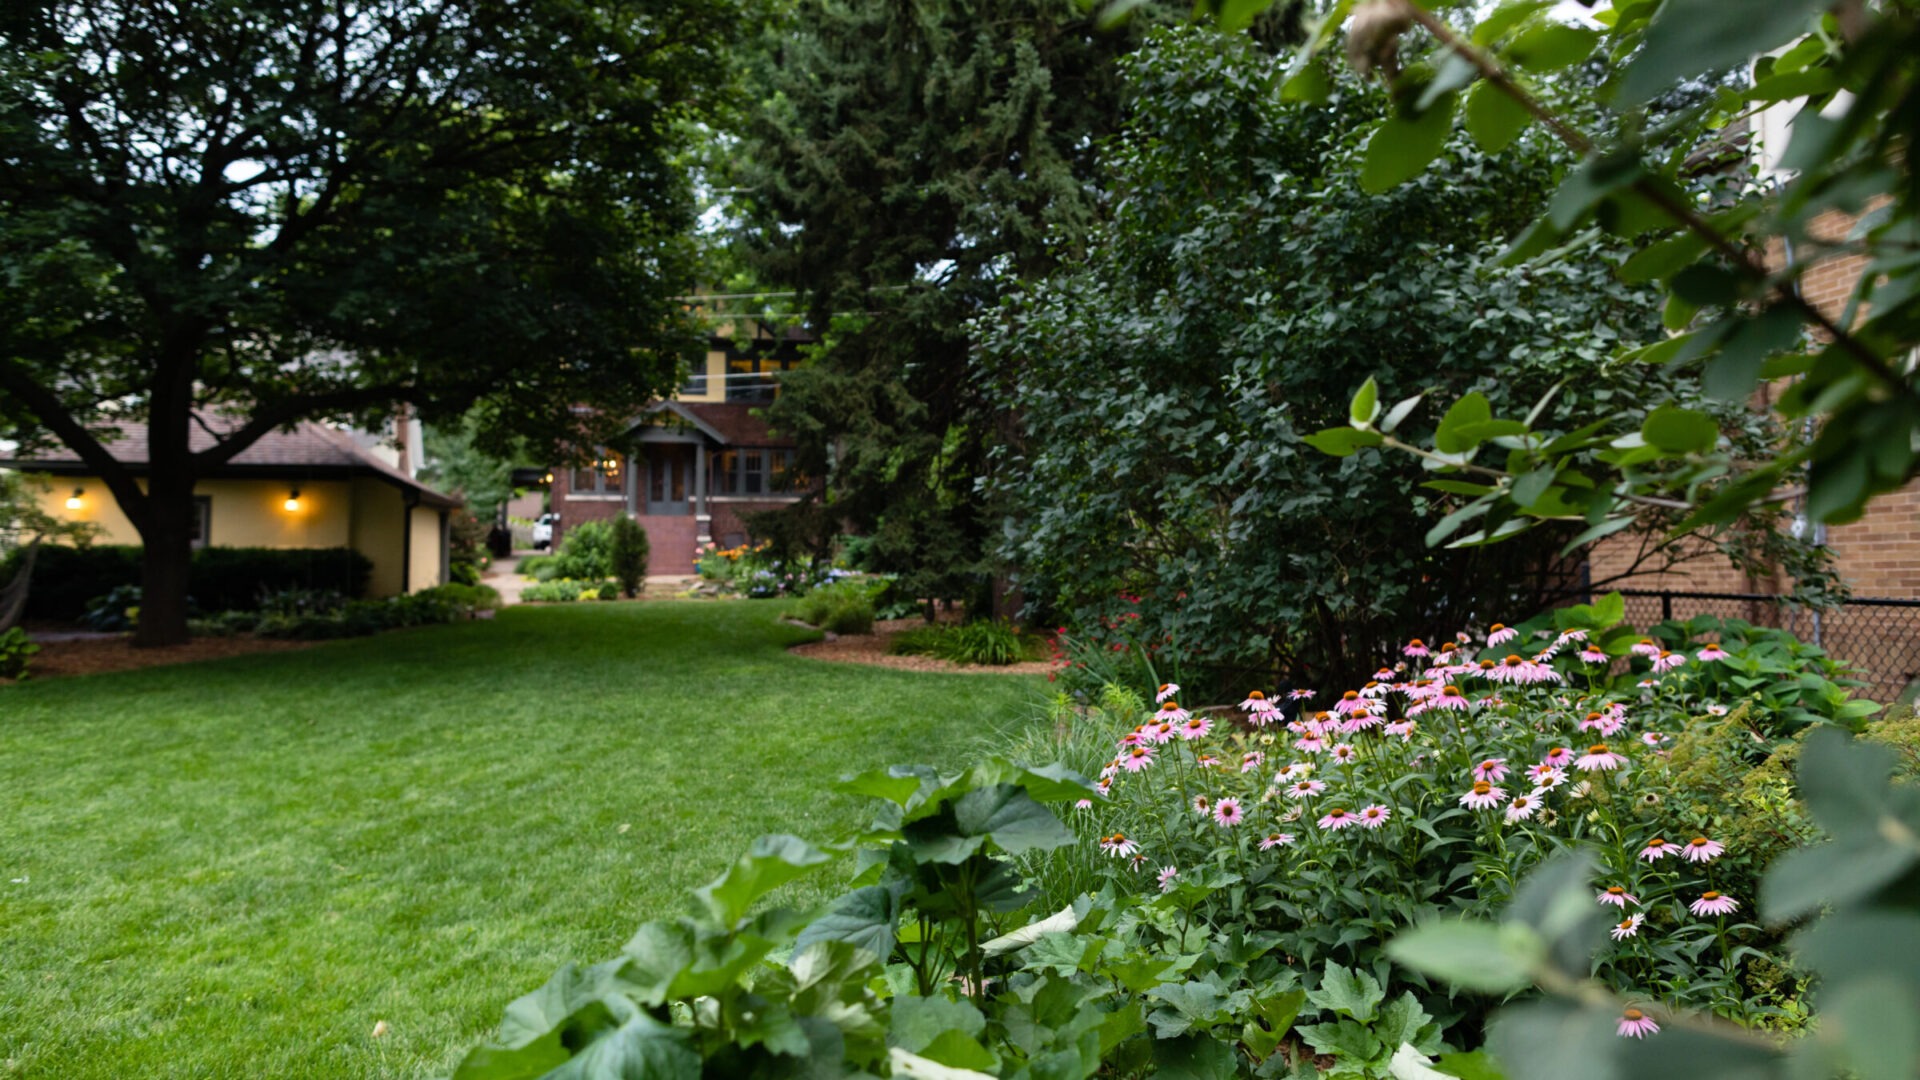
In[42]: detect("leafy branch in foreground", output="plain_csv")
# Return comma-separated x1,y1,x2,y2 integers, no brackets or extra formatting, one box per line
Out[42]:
1285,0,1920,543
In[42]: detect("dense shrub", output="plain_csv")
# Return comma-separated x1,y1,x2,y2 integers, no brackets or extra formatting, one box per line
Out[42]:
788,579,875,634
547,519,615,580
79,584,146,632
608,514,649,597
1,544,372,622
891,619,1035,665
0,626,38,679
521,579,600,603
253,584,498,640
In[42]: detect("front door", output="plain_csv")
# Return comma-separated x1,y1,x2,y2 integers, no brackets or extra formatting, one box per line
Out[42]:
643,444,693,515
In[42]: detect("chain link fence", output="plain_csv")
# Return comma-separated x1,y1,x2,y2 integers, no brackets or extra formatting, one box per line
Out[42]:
1617,589,1920,704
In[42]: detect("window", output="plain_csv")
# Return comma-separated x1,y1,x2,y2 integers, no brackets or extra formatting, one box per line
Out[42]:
708,447,800,496
680,359,709,396
724,353,803,402
190,496,211,549
570,450,624,495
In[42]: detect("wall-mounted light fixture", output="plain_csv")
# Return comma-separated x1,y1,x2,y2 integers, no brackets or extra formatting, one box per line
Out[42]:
65,487,84,510
284,488,302,512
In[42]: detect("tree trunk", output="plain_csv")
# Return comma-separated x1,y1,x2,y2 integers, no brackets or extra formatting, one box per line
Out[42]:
132,471,196,648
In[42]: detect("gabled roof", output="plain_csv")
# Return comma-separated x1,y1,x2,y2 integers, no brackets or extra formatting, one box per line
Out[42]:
0,415,462,509
625,401,789,447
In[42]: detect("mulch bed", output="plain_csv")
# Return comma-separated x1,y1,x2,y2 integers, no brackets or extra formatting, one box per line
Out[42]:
10,635,316,681
787,617,1054,676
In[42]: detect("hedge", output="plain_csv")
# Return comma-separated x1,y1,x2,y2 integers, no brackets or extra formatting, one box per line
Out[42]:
1,545,373,621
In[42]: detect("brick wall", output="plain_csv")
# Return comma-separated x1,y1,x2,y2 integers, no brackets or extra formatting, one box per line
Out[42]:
707,499,805,549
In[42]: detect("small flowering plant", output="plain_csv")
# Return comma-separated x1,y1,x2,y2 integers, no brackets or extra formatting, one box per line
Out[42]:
1066,599,1805,1031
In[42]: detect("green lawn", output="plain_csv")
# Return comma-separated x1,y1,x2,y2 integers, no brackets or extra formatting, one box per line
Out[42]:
0,601,1042,1078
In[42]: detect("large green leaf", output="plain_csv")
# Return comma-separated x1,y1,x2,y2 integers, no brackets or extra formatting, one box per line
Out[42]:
547,1011,700,1080
1306,962,1383,1022
1151,1033,1240,1080
1505,22,1597,72
1465,80,1532,154
1360,94,1457,194
891,995,988,1051
795,884,900,960
1761,838,1918,924
836,766,937,807
694,834,832,927
1640,406,1718,453
951,784,1076,854
1434,393,1493,453
1387,921,1541,994
1618,0,1828,106
1304,426,1385,457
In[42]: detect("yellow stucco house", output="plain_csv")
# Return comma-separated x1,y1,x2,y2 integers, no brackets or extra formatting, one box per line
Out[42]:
1,418,460,596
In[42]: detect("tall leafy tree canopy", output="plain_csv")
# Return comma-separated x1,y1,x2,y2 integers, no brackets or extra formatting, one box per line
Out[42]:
730,0,1193,604
0,0,736,643
976,28,1794,686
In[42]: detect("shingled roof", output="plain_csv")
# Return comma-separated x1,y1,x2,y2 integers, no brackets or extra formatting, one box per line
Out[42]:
0,415,461,508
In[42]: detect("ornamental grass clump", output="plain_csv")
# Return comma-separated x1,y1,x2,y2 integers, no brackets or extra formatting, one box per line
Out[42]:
1067,612,1827,1033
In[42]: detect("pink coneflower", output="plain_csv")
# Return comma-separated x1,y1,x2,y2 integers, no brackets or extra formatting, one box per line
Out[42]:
1287,688,1315,701
1239,690,1270,711
1128,852,1149,871
1637,678,1658,689
1403,638,1430,658
1359,804,1392,828
1487,623,1517,646
1073,798,1093,810
1155,683,1180,704
1651,650,1686,674
1146,721,1177,745
1259,832,1296,850
1578,645,1609,664
1690,891,1739,917
1429,684,1471,711
1277,762,1312,781
1705,703,1729,717
1631,638,1661,658
1504,792,1541,823
1156,865,1179,892
1682,837,1725,863
1213,797,1244,827
1616,1008,1659,1039
1576,744,1627,771
1697,644,1730,663
1384,720,1416,739
1235,751,1264,774
1192,794,1212,815
1517,659,1564,684
1360,680,1387,699
1180,715,1212,740
1540,747,1575,769
1156,701,1191,725
1285,779,1327,800
1330,743,1359,765
1099,834,1140,858
1341,711,1385,733
1597,885,1639,908
1610,913,1646,941
1095,777,1114,797
1120,744,1156,772
1196,754,1221,768
1318,807,1358,830
1527,763,1567,789
1578,711,1624,736
1294,735,1326,754
1334,690,1367,714
1639,838,1682,862
1460,781,1506,810
1556,629,1589,646
1374,667,1399,682
1473,758,1510,783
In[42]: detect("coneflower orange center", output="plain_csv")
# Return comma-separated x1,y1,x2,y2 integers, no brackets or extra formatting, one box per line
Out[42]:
1342,691,1359,700
1443,685,1462,695
1472,781,1491,794
1690,837,1709,846
1618,918,1633,929
1650,838,1667,846
1623,1009,1643,1020
1606,886,1626,895
1490,623,1505,631
1589,744,1609,754
1702,891,1721,900
1248,690,1265,699
1129,747,1147,757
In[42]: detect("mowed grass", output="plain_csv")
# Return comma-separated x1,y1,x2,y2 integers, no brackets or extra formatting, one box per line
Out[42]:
0,600,1043,1078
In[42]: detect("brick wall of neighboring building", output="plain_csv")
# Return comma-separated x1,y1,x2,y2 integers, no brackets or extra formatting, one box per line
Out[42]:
642,516,700,575
707,499,804,550
548,467,625,550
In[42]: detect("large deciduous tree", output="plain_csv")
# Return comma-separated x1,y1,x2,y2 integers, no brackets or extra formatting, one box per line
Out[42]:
0,0,734,645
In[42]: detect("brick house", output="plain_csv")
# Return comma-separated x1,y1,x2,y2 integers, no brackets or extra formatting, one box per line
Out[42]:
1587,104,1920,699
547,327,812,575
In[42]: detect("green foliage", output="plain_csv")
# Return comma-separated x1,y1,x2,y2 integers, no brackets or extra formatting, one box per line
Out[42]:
608,516,650,599
0,625,38,679
79,584,146,632
251,585,497,640
0,545,372,622
420,413,527,523
1287,0,1920,546
447,507,490,588
734,0,1179,609
976,28,1754,686
521,579,603,604
549,521,617,582
789,580,876,635
892,620,1039,667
